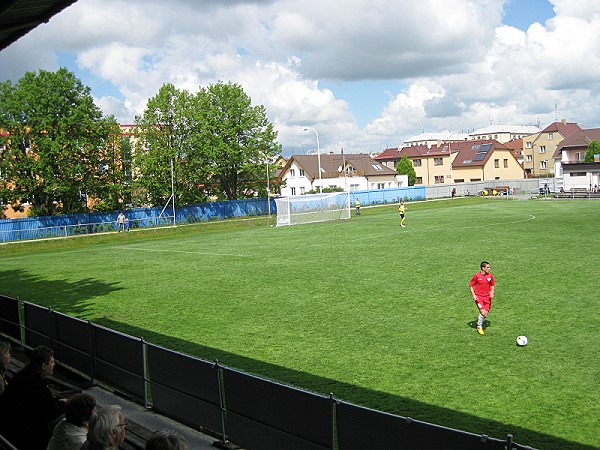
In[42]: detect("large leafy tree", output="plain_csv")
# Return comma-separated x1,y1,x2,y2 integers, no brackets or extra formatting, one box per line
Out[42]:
0,68,120,216
134,83,211,206
135,81,281,204
199,81,281,200
397,154,417,186
584,140,600,163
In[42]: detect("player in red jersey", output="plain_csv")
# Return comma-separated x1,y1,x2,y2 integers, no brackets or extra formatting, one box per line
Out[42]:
469,261,495,335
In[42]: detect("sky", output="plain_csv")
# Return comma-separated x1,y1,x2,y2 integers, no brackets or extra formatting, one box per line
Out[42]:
1,0,599,156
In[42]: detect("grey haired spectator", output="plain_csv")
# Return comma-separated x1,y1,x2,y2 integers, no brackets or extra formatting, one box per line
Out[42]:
145,429,189,450
81,405,126,450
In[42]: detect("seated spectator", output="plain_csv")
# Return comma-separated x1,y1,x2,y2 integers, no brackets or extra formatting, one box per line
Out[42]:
47,392,97,450
145,429,189,450
0,345,66,450
81,405,126,450
0,340,10,397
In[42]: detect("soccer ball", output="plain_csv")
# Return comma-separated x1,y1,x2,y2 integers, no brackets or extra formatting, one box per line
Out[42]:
516,335,528,347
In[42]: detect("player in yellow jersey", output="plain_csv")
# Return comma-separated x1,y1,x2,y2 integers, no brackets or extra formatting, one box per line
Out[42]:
398,201,406,227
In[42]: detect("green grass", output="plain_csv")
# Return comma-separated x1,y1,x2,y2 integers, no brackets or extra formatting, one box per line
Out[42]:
1,198,599,450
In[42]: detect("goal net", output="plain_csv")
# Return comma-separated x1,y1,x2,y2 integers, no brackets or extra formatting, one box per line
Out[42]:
275,192,351,227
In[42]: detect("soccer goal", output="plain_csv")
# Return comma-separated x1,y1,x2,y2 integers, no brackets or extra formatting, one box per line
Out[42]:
275,192,351,227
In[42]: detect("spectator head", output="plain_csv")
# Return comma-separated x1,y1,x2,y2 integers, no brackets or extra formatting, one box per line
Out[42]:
30,345,55,377
0,340,10,369
86,405,126,449
145,429,189,450
65,393,97,428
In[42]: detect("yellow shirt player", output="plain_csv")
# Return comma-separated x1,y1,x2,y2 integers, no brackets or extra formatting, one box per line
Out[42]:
398,201,406,227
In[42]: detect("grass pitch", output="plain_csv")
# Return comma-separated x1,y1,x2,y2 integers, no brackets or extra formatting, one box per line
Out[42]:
1,197,599,449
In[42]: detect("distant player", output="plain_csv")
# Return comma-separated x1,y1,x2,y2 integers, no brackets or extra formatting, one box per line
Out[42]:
469,261,495,335
398,201,406,227
355,198,361,215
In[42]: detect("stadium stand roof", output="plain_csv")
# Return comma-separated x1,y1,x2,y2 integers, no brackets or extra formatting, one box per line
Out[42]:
0,0,78,52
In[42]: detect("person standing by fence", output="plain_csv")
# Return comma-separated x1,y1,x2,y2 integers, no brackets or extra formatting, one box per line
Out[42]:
117,212,126,232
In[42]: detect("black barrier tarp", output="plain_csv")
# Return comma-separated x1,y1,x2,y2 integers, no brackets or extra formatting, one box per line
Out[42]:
0,295,20,341
336,401,507,450
23,302,52,348
91,324,145,402
51,311,92,376
147,344,222,434
223,368,332,450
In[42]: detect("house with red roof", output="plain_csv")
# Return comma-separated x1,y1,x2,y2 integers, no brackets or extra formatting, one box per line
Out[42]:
552,128,600,191
278,153,407,196
374,139,523,185
522,120,581,177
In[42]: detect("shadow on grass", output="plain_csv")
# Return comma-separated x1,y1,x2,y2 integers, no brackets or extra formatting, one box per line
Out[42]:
467,319,491,330
0,269,124,317
92,317,595,450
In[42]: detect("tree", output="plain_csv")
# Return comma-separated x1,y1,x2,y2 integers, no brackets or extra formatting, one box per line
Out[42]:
135,81,282,204
134,84,212,206
397,154,417,186
199,81,281,200
0,68,119,216
584,140,600,163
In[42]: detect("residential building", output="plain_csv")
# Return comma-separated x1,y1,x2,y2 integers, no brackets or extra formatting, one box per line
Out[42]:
522,120,581,177
552,128,600,191
278,153,407,196
450,140,524,182
403,132,469,148
375,144,455,185
374,140,524,184
469,125,540,143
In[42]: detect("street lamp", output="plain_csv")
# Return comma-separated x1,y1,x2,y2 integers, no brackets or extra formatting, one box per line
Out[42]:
303,127,322,193
447,132,458,197
265,153,271,218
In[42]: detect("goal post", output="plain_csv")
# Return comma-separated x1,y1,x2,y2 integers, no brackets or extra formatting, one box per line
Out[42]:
275,192,351,227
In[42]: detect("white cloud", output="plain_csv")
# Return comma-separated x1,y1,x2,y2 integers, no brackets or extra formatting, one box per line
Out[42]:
1,0,600,154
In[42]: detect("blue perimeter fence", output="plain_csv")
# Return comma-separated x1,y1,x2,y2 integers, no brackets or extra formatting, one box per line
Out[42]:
0,294,536,450
0,186,425,243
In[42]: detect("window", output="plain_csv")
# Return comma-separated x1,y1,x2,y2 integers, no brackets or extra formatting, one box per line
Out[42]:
526,142,532,148
413,159,422,167
540,160,547,170
291,187,296,195
575,152,584,161
527,155,532,162
299,187,305,195
377,183,385,189
494,159,499,168
503,159,508,168
350,184,359,191
289,169,296,178
539,146,546,154
299,169,305,177
415,177,423,184
454,179,465,183
434,175,444,184
434,157,443,165
570,172,586,177
372,164,384,170
548,133,554,140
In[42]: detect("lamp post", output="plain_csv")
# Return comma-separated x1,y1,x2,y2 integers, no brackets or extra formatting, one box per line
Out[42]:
265,153,271,218
447,132,457,197
303,127,322,193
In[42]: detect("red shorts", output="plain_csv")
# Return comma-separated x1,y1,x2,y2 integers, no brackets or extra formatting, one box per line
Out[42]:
475,297,492,313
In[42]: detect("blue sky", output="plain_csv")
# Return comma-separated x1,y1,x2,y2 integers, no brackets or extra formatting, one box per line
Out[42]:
1,0,599,155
